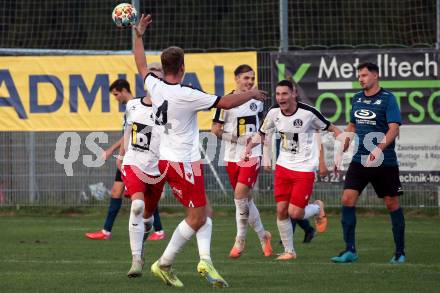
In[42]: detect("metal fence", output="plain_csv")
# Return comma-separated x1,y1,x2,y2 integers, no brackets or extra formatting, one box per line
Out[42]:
0,131,438,209
0,0,437,54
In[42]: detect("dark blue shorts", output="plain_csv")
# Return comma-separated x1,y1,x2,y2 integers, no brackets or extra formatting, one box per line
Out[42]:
114,168,123,182
344,161,403,197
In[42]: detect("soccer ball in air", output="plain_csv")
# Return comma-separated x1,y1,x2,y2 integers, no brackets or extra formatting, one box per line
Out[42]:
112,3,138,28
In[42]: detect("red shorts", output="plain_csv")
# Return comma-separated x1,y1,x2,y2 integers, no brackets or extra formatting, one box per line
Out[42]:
225,157,260,189
121,165,166,214
274,164,315,208
158,160,206,208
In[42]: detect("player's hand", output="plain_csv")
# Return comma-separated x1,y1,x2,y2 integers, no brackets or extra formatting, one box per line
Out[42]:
264,165,272,173
365,147,382,167
101,148,113,161
333,153,343,176
250,88,268,101
133,14,152,37
318,164,329,177
116,156,123,171
240,149,251,162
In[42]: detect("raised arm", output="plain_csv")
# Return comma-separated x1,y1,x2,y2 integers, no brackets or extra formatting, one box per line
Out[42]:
133,14,153,80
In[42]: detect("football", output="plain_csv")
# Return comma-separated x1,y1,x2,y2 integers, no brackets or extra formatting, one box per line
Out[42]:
112,3,138,28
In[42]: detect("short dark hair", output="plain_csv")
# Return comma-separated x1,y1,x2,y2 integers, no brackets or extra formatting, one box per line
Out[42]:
109,79,131,93
234,64,254,76
357,62,379,73
276,79,297,92
161,46,185,75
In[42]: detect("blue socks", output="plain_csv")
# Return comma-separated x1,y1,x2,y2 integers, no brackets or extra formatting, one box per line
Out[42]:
341,206,356,252
153,208,163,231
290,218,313,234
390,208,405,255
103,198,122,232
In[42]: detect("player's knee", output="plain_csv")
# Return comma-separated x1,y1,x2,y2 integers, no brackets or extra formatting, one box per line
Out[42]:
111,187,123,198
288,209,303,220
384,197,399,211
131,199,145,216
187,214,206,230
276,206,289,220
341,195,356,206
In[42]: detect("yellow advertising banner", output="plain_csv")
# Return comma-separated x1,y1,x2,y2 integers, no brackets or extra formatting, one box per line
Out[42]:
0,52,257,131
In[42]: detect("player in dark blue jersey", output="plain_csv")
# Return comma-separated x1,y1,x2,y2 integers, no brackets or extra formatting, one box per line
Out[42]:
331,62,406,264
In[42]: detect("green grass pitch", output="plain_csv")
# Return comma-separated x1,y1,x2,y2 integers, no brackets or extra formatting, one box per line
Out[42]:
0,211,439,292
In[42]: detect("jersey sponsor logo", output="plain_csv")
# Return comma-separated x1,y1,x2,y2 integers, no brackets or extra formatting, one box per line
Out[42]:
354,109,376,120
249,102,257,111
293,119,303,127
131,122,153,151
373,99,382,105
237,115,257,136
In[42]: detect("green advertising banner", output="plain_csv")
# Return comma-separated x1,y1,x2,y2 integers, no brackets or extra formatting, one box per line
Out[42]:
271,49,440,125
271,50,440,179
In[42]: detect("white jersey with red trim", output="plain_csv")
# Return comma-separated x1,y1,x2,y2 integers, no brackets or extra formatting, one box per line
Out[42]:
122,98,161,176
259,102,330,172
212,99,263,162
144,73,220,162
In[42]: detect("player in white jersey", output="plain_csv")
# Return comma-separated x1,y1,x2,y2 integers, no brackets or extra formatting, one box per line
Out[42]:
244,80,342,260
133,14,267,288
118,67,167,278
211,64,272,259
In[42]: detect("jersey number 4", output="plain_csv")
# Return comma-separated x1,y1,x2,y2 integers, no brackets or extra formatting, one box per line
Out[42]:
155,100,168,126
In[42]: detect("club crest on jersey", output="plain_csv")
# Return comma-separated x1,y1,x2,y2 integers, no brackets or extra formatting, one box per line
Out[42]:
293,119,303,127
249,102,257,111
373,99,382,105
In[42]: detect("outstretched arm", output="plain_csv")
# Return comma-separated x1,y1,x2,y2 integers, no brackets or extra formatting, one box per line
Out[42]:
216,89,267,110
101,136,123,161
133,14,153,80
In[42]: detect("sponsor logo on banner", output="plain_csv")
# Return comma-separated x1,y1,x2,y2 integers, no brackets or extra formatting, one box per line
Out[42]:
0,52,257,131
272,50,440,125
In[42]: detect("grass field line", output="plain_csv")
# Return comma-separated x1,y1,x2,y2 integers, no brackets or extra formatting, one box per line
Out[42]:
1,258,439,269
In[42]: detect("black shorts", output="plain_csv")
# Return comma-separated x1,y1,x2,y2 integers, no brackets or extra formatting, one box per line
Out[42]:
343,161,403,198
114,168,123,182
